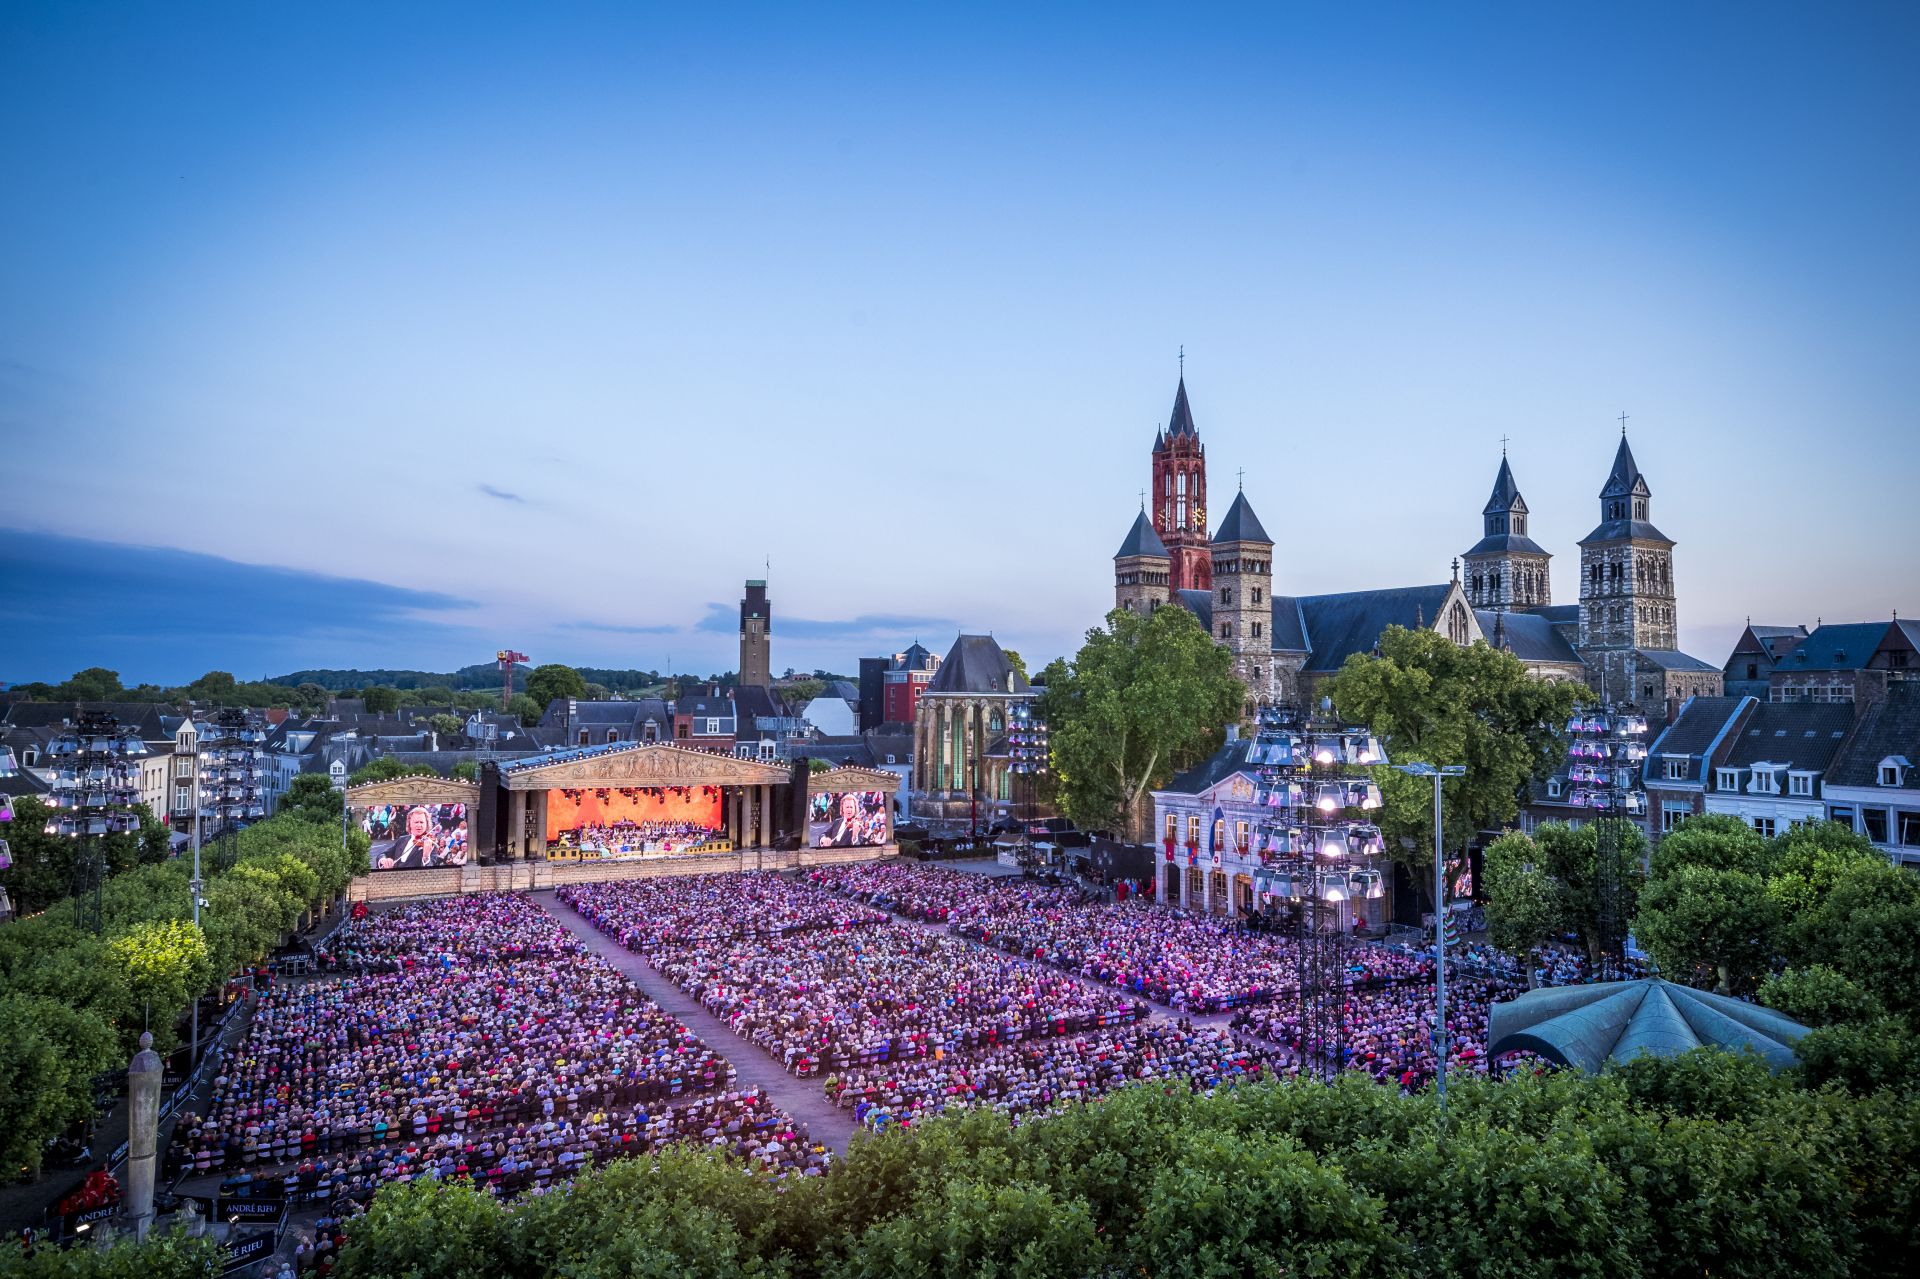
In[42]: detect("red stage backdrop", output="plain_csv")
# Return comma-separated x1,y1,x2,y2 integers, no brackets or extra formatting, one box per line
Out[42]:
544,785,723,840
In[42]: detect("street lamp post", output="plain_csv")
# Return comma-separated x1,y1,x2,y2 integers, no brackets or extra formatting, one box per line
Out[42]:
1394,761,1466,1111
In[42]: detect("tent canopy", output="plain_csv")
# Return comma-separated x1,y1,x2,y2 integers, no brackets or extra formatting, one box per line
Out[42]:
1487,977,1809,1074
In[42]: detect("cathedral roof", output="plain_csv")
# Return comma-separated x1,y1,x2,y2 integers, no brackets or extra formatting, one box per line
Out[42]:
1599,435,1651,500
1176,588,1213,634
926,634,1029,695
1473,609,1581,665
1210,491,1271,545
1167,377,1198,438
1114,509,1169,559
1633,649,1721,673
1295,584,1458,674
1579,517,1672,546
1463,532,1551,558
1484,456,1528,516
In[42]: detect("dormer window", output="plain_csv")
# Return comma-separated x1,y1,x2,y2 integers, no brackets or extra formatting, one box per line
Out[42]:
1546,778,1562,799
1716,768,1739,790
1879,756,1911,787
1663,758,1687,781
1789,773,1814,797
1749,769,1777,796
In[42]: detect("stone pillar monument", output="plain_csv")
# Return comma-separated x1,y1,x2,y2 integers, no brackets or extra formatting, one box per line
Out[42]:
123,1030,163,1241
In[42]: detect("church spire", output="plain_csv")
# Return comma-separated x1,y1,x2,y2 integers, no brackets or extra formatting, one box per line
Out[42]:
1167,377,1198,439
1600,434,1648,501
1483,455,1527,518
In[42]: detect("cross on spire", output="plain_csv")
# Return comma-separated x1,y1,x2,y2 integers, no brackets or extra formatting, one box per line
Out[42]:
1178,345,1184,377
1500,433,1509,456
1618,410,1629,436
1236,467,1244,491
1138,488,1146,511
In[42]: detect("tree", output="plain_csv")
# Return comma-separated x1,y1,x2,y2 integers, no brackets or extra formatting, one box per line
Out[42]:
1483,830,1564,986
451,760,479,782
349,756,425,785
359,685,401,713
428,713,465,739
1766,820,1884,924
55,667,125,702
1634,864,1779,993
295,681,331,711
526,663,588,711
1792,858,1920,1022
1037,606,1242,840
507,693,543,725
1002,649,1029,685
1759,964,1883,1028
1649,812,1771,880
284,772,344,823
0,993,118,1175
106,920,213,1050
1325,626,1579,906
1476,821,1645,967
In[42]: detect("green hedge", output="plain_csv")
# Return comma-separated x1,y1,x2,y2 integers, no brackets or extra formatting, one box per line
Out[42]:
311,1052,1918,1279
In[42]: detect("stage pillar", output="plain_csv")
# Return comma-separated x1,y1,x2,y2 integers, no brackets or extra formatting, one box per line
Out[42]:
756,784,771,846
732,789,745,845
509,790,526,859
534,791,550,858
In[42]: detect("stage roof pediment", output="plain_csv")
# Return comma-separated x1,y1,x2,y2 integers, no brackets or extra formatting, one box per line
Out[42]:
501,743,792,791
807,764,903,794
347,776,482,806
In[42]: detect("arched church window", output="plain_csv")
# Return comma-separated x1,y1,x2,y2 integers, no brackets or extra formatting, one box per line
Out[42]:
1448,602,1470,645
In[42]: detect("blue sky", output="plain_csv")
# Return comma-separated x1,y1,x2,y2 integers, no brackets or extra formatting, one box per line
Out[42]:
2,2,1915,684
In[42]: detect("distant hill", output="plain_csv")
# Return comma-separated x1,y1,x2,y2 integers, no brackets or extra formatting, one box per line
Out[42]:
269,663,671,693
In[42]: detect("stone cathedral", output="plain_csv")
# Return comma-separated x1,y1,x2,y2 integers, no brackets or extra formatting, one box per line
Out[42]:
1112,377,1723,718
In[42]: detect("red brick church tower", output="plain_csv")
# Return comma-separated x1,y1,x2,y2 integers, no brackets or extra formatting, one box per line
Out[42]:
1151,377,1211,593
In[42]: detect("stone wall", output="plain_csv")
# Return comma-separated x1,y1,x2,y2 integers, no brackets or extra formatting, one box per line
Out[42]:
347,845,897,902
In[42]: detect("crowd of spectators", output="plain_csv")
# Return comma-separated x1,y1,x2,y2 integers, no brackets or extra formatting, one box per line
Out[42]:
171,893,820,1207
808,863,1432,1012
1234,972,1524,1089
558,872,886,946
823,1020,1287,1129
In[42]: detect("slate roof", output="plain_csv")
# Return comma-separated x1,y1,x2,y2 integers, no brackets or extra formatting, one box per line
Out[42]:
1634,649,1720,673
897,642,935,671
1269,597,1310,652
1115,510,1167,558
1210,492,1270,545
1464,532,1552,557
0,701,178,741
1777,621,1909,672
1296,585,1454,673
1580,517,1673,545
1488,978,1808,1074
540,699,672,729
1166,377,1198,438
926,635,1029,695
1826,680,1920,788
1721,702,1855,772
1476,610,1583,665
803,737,877,768
675,692,735,720
1646,696,1748,763
863,725,915,765
1164,736,1257,795
1176,589,1213,634
1599,436,1650,499
1531,604,1581,626
1483,456,1527,515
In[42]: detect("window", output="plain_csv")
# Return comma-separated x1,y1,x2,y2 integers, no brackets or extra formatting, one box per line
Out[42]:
1165,814,1177,842
1212,819,1225,851
1746,663,1758,680
1751,816,1776,839
676,724,689,738
1663,758,1688,780
1716,769,1739,790
1789,773,1813,797
1186,814,1201,845
1546,778,1562,799
175,759,194,777
1252,587,1262,604
1899,811,1920,847
1235,820,1248,850
705,718,721,735
1661,802,1689,833
1220,587,1231,604
1220,624,1231,639
1880,759,1907,786
578,730,590,745
606,729,619,743
1252,665,1262,683
1829,804,1855,830
1750,770,1776,795
1862,808,1890,844
1252,621,1263,639
172,790,190,813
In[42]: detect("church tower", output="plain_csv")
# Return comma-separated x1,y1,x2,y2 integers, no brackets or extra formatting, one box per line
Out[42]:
1462,453,1551,612
1151,377,1211,594
1577,435,1679,706
739,579,772,688
1114,508,1172,615
1210,490,1274,714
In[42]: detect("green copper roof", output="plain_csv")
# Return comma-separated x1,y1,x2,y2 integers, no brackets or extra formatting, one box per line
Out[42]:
1487,977,1808,1074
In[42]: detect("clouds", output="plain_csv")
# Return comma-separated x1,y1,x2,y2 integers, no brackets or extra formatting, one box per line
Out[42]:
0,529,483,683
559,620,679,636
477,484,525,503
691,602,955,642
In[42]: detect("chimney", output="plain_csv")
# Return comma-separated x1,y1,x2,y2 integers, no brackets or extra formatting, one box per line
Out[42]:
1225,723,1240,743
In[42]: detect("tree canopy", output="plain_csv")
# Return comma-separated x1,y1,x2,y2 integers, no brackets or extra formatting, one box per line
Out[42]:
527,663,589,711
1326,626,1579,905
1036,606,1242,840
1480,819,1647,967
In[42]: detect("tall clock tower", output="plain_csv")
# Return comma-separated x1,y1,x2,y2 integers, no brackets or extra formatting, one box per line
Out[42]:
1151,377,1211,593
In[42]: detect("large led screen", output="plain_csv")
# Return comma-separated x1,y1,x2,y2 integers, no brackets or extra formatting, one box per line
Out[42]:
808,790,889,849
362,803,469,871
545,785,722,855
